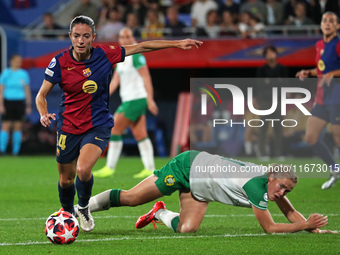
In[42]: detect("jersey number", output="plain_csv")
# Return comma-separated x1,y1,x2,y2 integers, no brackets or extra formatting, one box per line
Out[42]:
57,132,67,150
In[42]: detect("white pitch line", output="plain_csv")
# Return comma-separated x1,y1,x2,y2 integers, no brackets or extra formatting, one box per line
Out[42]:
1,213,339,222
0,233,268,246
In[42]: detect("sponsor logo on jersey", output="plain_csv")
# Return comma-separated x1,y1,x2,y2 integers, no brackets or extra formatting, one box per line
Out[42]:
68,67,75,71
95,137,104,141
264,193,268,202
83,68,92,77
82,80,98,94
318,59,325,71
45,68,54,77
164,175,175,186
109,45,115,49
48,57,56,68
259,201,267,207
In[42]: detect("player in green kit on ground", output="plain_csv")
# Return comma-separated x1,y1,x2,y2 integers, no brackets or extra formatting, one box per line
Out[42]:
93,28,158,179
80,150,337,234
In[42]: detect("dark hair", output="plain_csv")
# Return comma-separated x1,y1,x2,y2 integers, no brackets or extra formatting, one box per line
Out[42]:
263,45,277,57
106,7,119,20
322,11,339,23
69,15,95,35
10,54,21,60
44,12,53,18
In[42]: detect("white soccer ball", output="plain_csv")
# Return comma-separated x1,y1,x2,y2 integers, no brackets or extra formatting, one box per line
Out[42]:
45,211,79,244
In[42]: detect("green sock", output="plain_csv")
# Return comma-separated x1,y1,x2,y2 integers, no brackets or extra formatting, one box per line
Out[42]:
110,189,121,207
171,216,180,233
110,135,122,141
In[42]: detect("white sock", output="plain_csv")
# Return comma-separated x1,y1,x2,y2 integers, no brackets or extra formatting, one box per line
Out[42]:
106,140,123,169
89,190,111,213
137,137,155,171
155,209,179,231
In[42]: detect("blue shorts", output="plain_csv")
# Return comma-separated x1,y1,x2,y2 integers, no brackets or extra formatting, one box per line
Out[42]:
311,103,340,125
56,126,111,164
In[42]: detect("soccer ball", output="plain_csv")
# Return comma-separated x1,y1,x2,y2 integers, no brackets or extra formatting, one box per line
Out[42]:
45,211,79,244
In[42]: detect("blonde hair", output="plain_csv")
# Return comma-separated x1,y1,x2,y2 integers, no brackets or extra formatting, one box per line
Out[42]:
266,164,298,184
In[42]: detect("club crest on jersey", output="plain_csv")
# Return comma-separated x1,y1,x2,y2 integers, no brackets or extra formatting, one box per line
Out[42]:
82,80,98,94
56,148,60,156
83,68,92,77
164,175,175,186
264,193,268,202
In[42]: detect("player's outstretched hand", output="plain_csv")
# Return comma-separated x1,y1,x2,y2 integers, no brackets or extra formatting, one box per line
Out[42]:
306,213,328,230
40,113,56,127
295,69,310,81
178,39,203,50
312,229,338,234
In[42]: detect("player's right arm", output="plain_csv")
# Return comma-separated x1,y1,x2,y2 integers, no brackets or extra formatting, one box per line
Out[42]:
109,71,120,96
296,68,317,80
252,205,328,233
35,79,56,127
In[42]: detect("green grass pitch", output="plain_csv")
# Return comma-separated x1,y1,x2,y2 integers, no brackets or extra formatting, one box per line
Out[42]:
0,156,340,254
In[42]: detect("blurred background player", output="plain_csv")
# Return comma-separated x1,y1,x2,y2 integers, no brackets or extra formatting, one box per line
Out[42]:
0,54,31,155
296,12,340,189
93,27,158,179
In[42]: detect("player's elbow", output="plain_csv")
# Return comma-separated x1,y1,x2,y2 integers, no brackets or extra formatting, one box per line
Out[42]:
35,91,46,103
35,93,43,107
261,224,275,234
263,228,274,234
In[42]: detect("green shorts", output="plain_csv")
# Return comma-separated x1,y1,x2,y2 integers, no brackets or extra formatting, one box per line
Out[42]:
154,150,200,195
116,98,147,122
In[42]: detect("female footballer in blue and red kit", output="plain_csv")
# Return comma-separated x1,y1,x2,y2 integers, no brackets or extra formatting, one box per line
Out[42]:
296,12,340,189
36,15,202,232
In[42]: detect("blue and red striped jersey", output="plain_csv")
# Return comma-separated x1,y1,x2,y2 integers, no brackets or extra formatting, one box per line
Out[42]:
44,44,125,134
315,36,340,105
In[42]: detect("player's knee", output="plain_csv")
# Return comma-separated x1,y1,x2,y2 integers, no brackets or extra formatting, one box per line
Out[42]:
59,176,75,187
177,223,199,233
77,166,91,180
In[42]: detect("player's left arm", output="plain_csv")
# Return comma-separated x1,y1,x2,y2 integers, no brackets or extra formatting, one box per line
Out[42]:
138,65,158,116
275,196,337,234
123,39,203,56
275,196,305,222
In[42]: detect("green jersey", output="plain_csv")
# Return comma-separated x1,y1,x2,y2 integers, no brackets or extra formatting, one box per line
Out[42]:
190,151,268,210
